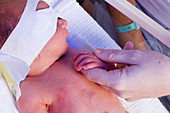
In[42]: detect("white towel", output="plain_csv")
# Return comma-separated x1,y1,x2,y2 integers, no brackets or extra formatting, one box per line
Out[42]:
1,0,58,66
120,98,168,113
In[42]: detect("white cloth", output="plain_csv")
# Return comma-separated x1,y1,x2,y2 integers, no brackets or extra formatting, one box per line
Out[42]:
120,98,168,113
0,52,29,100
0,74,18,113
1,0,58,66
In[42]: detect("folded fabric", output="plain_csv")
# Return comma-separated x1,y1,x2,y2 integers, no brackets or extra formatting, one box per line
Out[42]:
0,74,19,113
120,98,168,113
1,0,58,66
0,52,29,100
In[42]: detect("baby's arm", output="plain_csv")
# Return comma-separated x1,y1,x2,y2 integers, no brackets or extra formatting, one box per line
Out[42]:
17,77,49,113
72,51,114,71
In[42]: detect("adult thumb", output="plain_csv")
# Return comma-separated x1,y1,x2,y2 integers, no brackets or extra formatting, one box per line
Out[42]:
81,67,122,86
123,41,134,50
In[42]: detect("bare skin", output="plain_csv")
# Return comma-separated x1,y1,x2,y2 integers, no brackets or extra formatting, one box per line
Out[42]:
17,48,126,113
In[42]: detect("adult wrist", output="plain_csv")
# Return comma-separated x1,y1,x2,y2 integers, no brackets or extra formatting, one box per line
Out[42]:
114,21,140,33
106,0,136,27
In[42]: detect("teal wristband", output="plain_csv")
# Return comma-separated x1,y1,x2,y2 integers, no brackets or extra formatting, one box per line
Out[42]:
115,21,140,33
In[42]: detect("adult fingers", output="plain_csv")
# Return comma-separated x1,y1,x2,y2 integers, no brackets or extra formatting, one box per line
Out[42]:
72,51,89,62
81,68,124,88
94,49,139,65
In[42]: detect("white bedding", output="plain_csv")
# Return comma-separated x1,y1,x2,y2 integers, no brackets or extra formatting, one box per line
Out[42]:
0,74,18,113
0,0,168,113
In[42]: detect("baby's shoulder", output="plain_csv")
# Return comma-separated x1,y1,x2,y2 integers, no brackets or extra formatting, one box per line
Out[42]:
67,48,78,56
57,48,78,62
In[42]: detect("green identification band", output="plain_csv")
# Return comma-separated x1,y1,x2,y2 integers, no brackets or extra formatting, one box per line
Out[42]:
115,21,140,33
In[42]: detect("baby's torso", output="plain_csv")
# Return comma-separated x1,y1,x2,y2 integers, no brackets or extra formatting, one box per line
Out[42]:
29,49,125,113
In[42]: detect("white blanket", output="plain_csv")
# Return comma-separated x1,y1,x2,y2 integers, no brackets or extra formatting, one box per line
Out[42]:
0,0,168,113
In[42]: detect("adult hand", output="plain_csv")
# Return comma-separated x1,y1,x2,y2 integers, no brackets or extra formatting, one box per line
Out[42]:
81,43,170,101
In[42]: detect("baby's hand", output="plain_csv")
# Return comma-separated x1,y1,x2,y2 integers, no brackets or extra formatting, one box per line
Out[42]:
73,51,112,71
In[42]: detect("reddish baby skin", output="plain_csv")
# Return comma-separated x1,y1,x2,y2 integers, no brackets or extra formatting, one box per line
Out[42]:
18,49,125,113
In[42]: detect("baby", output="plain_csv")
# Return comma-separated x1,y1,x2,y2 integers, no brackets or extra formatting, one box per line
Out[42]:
0,0,126,113
73,51,114,71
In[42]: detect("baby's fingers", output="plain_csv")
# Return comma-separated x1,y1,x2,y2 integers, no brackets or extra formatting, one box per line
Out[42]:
78,57,99,70
75,56,98,71
72,51,90,62
74,54,89,70
82,62,104,70
73,52,96,70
